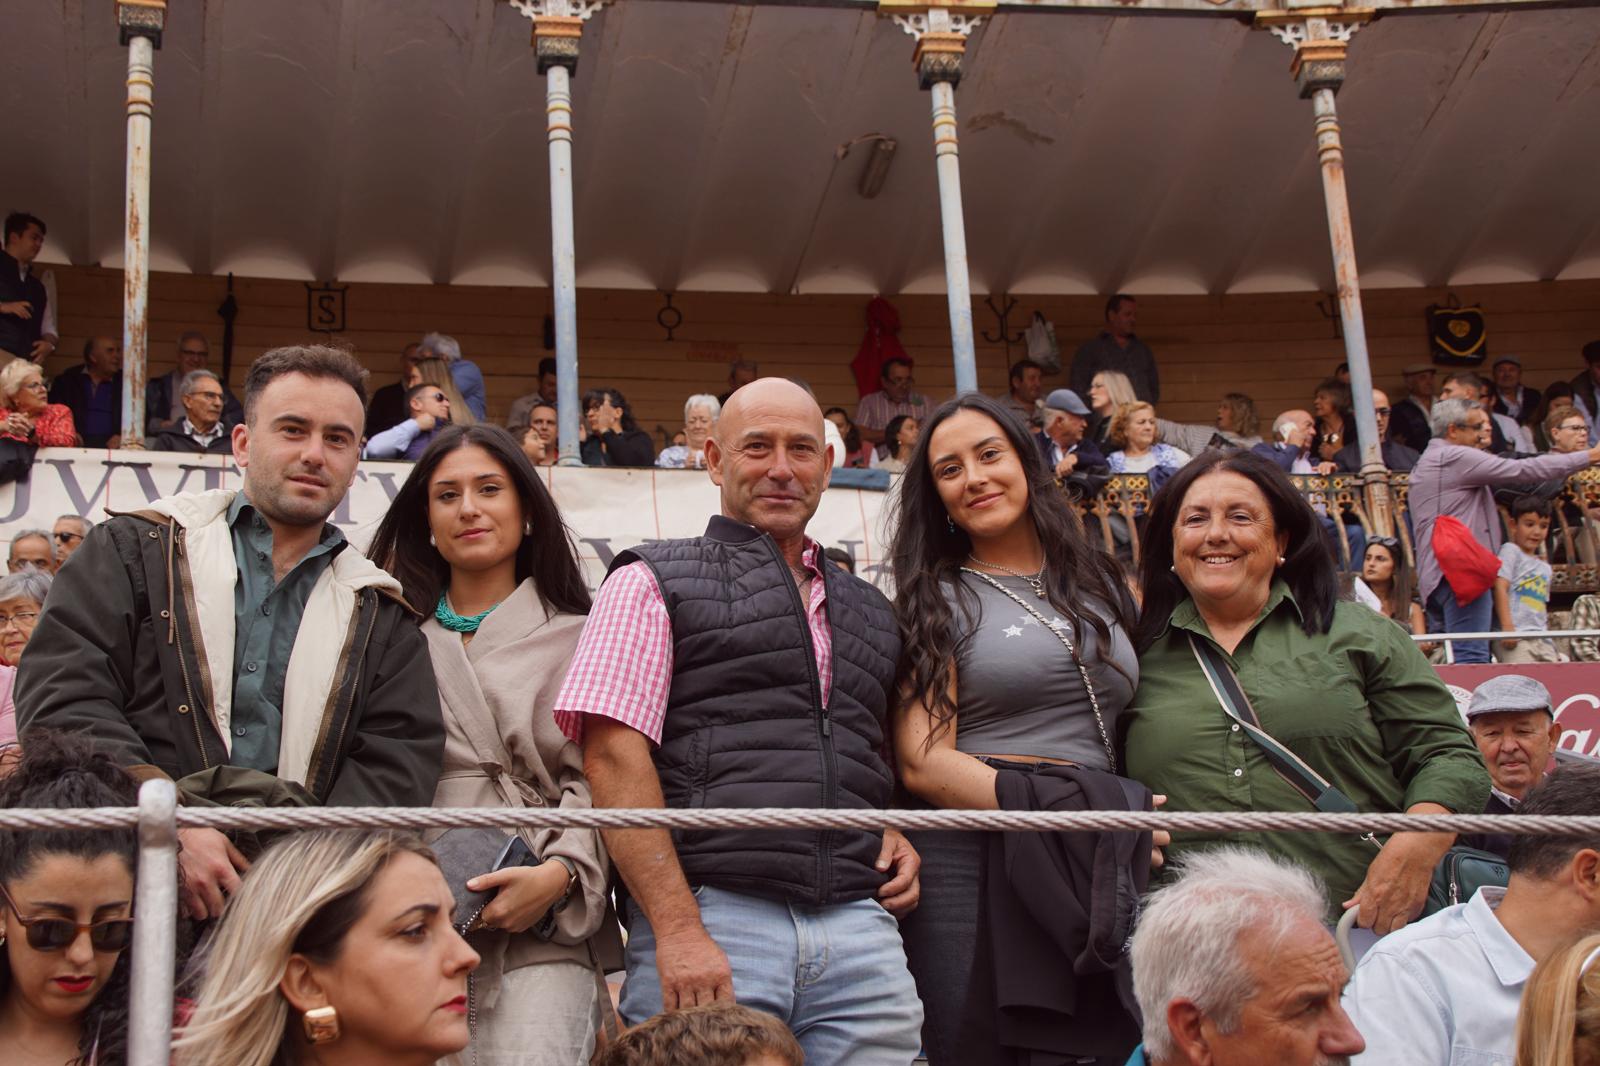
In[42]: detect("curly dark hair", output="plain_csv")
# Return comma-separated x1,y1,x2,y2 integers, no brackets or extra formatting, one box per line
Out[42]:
888,392,1134,749
0,731,141,1066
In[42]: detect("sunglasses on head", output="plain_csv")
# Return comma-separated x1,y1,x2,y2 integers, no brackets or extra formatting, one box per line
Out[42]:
1368,536,1401,550
0,883,133,953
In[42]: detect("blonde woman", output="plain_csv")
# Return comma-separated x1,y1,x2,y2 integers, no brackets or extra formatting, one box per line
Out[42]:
1515,932,1600,1066
1086,370,1137,448
1106,401,1190,474
413,357,477,427
0,359,76,447
174,831,480,1066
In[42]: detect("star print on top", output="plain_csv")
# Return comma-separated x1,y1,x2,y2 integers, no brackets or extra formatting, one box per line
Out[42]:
939,570,1138,766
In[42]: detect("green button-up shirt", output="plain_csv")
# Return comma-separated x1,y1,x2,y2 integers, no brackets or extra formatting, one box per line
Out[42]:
227,494,346,773
1124,580,1488,910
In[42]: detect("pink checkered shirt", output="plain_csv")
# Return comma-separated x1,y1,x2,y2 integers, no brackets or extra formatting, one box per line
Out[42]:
555,540,834,745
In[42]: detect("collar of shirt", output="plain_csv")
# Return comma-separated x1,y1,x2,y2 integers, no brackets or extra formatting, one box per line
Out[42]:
182,417,226,446
1490,786,1521,809
227,492,346,559
1163,578,1302,645
1464,886,1534,988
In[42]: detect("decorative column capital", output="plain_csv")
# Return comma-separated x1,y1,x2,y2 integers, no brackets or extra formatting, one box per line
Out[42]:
116,0,166,48
882,0,993,90
1256,7,1373,97
506,0,608,74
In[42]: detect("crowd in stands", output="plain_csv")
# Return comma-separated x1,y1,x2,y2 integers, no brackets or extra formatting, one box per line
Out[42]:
8,202,1600,1061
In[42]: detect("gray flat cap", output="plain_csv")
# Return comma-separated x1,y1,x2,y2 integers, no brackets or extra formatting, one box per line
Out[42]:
1492,355,1521,369
1466,674,1553,719
1043,389,1090,416
1402,363,1436,376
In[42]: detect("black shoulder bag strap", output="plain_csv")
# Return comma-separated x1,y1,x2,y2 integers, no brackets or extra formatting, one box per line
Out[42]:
1187,633,1362,815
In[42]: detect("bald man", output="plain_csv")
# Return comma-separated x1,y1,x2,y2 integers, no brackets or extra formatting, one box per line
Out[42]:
555,380,923,1064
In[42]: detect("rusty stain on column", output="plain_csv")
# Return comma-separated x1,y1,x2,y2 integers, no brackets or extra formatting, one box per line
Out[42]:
117,0,165,450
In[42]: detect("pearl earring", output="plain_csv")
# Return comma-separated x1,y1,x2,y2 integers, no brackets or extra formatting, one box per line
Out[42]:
428,533,435,547
1277,555,1286,565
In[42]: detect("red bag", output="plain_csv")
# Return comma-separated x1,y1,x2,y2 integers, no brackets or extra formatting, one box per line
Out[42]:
1431,514,1501,605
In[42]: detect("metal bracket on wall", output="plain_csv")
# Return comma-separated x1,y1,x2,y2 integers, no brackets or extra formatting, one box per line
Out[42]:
657,293,683,341
982,294,1024,354
1316,293,1343,340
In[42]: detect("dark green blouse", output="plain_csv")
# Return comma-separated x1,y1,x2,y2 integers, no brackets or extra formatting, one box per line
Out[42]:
1124,580,1489,909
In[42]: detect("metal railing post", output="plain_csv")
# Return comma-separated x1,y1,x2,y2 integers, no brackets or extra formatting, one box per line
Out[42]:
128,778,178,1066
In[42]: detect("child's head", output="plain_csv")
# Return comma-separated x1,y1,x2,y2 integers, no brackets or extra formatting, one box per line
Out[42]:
593,1003,803,1066
1510,496,1552,554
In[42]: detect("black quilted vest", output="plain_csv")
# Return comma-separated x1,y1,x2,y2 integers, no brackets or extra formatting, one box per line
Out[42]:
0,251,46,357
611,515,899,905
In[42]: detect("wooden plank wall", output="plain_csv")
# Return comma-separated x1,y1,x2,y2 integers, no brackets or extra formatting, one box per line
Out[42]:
43,266,1600,442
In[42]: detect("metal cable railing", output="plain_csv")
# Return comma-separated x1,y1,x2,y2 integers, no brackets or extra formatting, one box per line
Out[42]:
19,781,1599,1065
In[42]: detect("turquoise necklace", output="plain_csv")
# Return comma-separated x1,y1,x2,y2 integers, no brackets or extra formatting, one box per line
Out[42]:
435,593,499,633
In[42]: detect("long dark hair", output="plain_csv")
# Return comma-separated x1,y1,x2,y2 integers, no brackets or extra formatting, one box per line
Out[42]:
890,393,1134,746
1362,536,1415,626
824,407,863,461
582,387,640,434
366,423,592,617
0,731,142,1066
1134,449,1338,651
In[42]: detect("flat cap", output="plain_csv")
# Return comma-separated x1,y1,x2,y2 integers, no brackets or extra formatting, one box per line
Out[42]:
1493,355,1521,368
1402,362,1436,376
1043,388,1090,416
1466,673,1553,720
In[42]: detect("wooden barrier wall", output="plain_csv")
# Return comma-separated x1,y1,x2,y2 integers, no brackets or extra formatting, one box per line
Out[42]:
41,266,1600,441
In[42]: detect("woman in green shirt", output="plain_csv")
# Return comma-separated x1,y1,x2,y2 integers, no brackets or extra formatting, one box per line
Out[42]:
1124,449,1488,936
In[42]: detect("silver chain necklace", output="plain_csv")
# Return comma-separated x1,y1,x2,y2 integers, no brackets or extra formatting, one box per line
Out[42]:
959,567,1118,772
967,554,1046,598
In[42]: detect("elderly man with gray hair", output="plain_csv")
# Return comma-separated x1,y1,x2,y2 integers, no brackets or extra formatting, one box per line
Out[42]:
418,331,487,421
151,369,233,454
1409,396,1600,663
1125,847,1365,1066
51,514,92,569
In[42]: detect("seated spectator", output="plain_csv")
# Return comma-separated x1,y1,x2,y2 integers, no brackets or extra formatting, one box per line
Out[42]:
1457,674,1564,858
418,331,486,421
1157,391,1261,456
871,413,918,473
998,357,1044,428
1571,591,1600,662
657,394,719,470
823,407,869,468
1360,536,1426,637
580,388,654,467
1333,361,1351,384
173,830,480,1066
0,731,141,1066
1410,398,1600,663
1037,387,1108,479
1490,355,1541,428
592,1003,803,1066
0,569,48,751
1391,362,1438,454
1107,402,1190,474
7,529,52,574
1069,293,1159,403
1439,371,1514,454
47,335,122,448
18,346,444,923
1545,403,1589,456
854,356,929,450
1479,377,1534,454
1495,496,1561,663
151,370,233,454
1531,381,1577,450
822,546,854,574
363,382,451,461
50,515,91,570
514,401,559,466
1334,388,1420,473
1126,847,1365,1066
1512,931,1600,1066
1571,339,1600,437
0,359,75,448
506,356,560,429
145,332,243,435
365,342,422,440
717,358,759,406
1086,369,1137,448
1343,763,1600,1066
1312,378,1354,464
413,356,476,428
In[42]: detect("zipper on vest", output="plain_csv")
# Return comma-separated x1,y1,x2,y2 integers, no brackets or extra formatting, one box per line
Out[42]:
766,536,835,905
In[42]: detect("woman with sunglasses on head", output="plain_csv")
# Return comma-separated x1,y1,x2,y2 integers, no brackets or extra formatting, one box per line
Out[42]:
1361,537,1426,637
0,731,141,1066
889,393,1158,1064
367,424,620,1064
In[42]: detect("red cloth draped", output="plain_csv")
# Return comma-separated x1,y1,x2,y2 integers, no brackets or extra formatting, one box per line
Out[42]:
850,297,911,399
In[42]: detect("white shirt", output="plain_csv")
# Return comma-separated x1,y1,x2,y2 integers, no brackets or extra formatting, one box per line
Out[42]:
1342,887,1531,1066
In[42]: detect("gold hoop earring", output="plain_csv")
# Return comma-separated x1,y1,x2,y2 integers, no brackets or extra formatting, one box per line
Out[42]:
303,1006,341,1045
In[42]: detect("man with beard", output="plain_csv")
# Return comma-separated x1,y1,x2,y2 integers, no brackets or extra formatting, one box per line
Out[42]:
17,345,443,920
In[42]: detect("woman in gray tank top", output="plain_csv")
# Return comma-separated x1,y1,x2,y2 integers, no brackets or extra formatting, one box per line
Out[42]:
888,393,1148,1065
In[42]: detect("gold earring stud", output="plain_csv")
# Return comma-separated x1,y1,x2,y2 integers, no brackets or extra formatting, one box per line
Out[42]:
303,1006,341,1045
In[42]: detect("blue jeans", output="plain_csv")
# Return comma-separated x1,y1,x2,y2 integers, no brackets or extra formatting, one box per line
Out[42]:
621,885,923,1066
1426,583,1494,664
